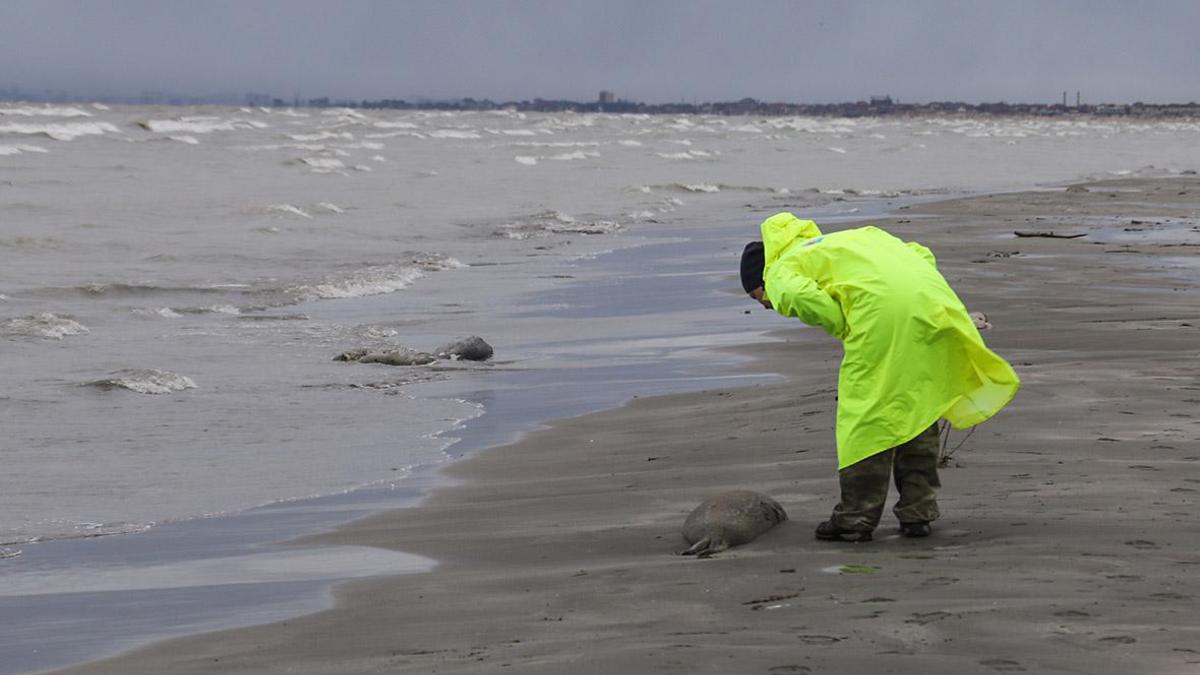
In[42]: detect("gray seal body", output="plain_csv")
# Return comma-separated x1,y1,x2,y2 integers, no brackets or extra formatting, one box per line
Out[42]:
436,336,493,361
680,490,788,558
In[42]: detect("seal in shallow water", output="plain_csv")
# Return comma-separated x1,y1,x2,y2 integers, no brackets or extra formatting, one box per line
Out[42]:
679,490,788,558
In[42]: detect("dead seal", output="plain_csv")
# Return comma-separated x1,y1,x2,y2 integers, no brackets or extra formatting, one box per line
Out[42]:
436,335,493,361
680,490,788,558
334,347,436,366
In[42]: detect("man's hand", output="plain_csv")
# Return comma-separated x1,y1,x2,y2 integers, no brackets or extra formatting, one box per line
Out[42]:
749,286,772,310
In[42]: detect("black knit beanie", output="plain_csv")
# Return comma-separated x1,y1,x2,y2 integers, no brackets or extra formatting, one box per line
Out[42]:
740,241,765,293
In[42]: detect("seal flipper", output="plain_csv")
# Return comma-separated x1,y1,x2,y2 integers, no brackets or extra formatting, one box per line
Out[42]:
680,536,730,558
679,536,711,556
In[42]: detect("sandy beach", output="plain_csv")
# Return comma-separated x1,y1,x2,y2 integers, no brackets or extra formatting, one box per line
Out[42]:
57,177,1200,675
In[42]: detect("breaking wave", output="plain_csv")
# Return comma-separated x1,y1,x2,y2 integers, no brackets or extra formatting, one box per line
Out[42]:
428,129,482,139
0,143,48,156
138,117,269,134
653,183,791,194
266,203,313,219
299,157,346,173
0,105,93,117
0,121,120,141
84,369,197,395
1,312,89,339
497,210,623,239
289,255,465,300
289,131,353,142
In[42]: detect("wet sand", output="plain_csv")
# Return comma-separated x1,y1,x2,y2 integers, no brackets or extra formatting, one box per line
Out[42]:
58,178,1200,674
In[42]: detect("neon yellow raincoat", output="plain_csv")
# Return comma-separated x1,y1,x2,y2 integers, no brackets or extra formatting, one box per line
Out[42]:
760,212,1020,469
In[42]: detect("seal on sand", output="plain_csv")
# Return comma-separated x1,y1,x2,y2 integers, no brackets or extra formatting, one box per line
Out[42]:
679,490,788,558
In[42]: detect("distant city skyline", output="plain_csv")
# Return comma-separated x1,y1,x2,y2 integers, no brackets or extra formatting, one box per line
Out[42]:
2,1,1198,105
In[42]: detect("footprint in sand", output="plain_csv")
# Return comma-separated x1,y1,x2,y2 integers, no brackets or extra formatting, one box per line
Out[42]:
1125,539,1160,550
1053,609,1091,618
979,658,1026,671
921,576,960,587
795,635,843,645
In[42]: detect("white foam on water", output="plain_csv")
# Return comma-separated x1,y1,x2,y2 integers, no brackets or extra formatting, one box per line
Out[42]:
827,147,848,154
314,201,345,214
85,369,197,395
0,105,93,118
291,255,471,301
514,155,538,165
352,164,372,172
370,154,386,162
548,150,599,161
509,141,601,148
491,128,536,136
618,139,643,146
295,265,425,300
288,131,353,142
0,144,48,156
176,304,241,315
266,203,313,219
91,102,111,111
429,129,482,139
0,121,120,141
2,312,90,339
681,183,720,193
167,135,199,144
337,141,385,150
299,157,346,173
235,142,327,151
364,130,425,139
139,117,269,134
132,307,182,319
372,120,419,129
656,152,696,160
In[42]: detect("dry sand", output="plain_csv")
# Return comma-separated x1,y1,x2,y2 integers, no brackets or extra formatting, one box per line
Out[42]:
58,178,1200,674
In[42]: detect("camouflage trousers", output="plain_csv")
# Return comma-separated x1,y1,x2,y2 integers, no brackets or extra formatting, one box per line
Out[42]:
829,423,942,532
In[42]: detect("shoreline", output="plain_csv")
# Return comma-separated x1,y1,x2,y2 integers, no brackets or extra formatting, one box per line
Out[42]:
4,197,896,675
53,177,1200,674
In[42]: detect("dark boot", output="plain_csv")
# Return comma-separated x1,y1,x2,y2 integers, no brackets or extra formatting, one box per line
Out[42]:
899,521,932,538
815,520,873,542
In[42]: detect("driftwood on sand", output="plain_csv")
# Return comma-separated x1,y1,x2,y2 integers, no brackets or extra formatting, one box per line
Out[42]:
1013,231,1086,239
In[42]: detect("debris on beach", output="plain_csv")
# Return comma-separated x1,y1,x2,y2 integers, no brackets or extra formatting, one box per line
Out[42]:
334,347,437,366
821,564,880,575
1013,230,1086,239
970,312,992,330
436,335,494,361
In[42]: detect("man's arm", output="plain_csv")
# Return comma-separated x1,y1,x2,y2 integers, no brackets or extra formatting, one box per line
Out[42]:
764,257,846,338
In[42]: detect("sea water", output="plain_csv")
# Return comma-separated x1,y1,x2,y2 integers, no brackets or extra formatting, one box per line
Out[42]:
3,103,1200,673
3,103,1198,550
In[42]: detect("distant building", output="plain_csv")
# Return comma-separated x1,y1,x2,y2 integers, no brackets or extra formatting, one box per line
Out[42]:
598,90,616,104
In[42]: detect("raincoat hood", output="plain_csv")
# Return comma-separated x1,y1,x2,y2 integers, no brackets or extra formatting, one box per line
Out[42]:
761,212,823,268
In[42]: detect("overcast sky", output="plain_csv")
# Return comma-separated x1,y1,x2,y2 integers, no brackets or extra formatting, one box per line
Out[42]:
2,0,1197,104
